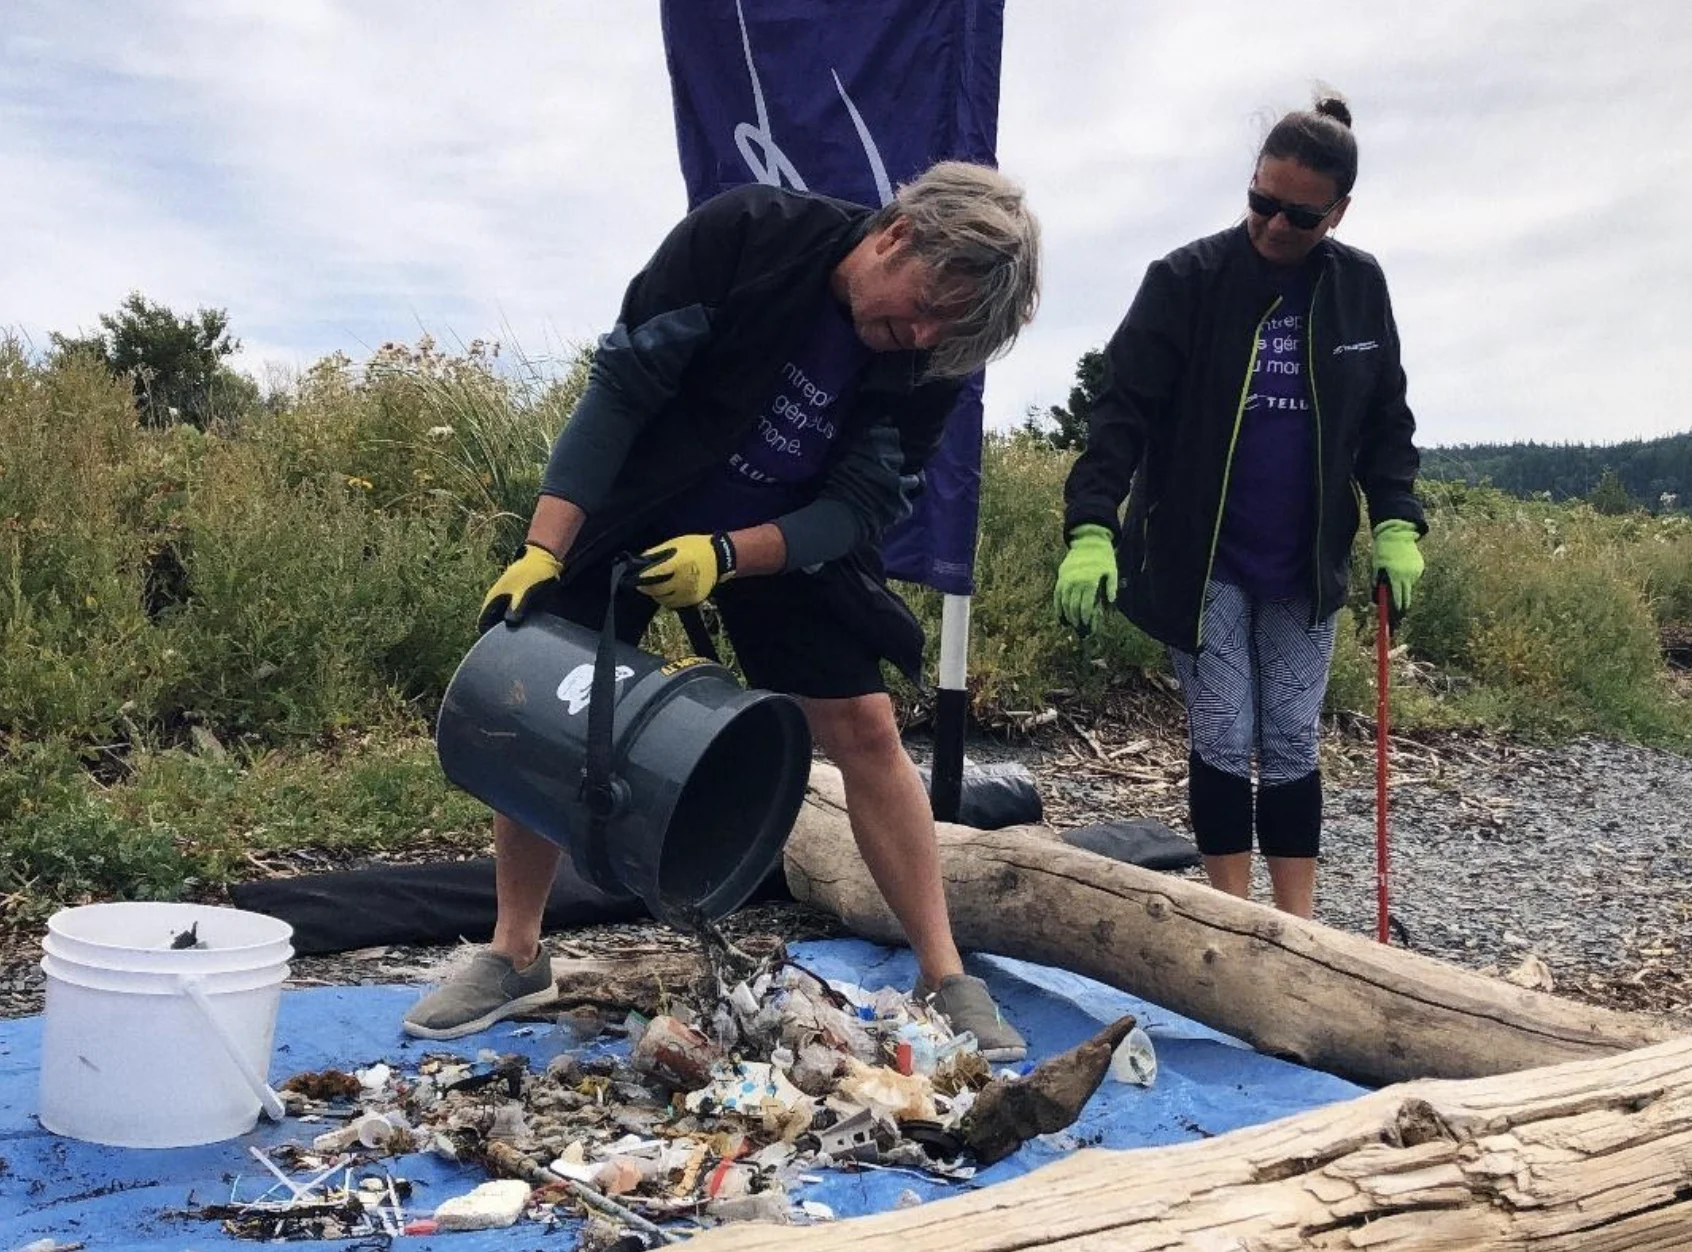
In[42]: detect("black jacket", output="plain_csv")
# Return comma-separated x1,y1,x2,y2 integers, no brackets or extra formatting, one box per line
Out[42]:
543,184,960,575
1063,224,1425,651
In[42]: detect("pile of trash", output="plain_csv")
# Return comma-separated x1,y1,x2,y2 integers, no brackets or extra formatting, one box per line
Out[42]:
181,936,1151,1245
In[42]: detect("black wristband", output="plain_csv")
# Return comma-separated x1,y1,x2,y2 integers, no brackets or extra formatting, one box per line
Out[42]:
710,532,738,580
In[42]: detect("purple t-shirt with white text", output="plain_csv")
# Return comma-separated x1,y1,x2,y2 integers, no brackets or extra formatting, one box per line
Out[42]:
1213,268,1316,600
662,295,869,534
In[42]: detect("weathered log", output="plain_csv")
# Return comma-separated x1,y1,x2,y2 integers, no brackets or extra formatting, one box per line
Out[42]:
683,1033,1692,1250
784,763,1673,1088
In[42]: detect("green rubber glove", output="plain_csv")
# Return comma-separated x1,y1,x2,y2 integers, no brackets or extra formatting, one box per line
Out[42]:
1054,524,1119,634
478,542,563,632
1371,519,1424,613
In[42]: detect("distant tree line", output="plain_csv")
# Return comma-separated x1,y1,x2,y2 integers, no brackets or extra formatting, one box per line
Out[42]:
1027,348,1689,514
1418,438,1692,512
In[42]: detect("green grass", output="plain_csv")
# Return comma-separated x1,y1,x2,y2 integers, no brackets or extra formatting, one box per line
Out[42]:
0,732,488,927
3,336,1690,920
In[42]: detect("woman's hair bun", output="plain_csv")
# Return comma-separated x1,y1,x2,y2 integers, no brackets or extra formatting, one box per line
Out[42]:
1314,94,1353,128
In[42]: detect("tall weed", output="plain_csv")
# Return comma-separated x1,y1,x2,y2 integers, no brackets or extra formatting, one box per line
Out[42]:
902,432,1164,715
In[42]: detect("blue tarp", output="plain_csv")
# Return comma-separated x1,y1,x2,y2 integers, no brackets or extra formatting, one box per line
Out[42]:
1,939,1365,1249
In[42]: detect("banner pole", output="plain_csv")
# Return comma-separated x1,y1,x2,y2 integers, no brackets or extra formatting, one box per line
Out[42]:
929,592,971,822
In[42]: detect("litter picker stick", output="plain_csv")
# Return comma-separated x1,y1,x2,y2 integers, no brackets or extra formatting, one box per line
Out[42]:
1374,579,1392,945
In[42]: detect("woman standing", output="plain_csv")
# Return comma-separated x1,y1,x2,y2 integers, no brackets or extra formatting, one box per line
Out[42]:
1054,92,1425,918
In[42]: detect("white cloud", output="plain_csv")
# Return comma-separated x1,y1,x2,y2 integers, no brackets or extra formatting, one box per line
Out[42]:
3,0,1689,444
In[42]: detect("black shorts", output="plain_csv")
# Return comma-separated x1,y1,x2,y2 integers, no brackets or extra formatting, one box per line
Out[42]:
531,552,923,700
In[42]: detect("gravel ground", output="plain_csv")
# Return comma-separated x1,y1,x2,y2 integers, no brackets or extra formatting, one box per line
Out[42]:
998,714,1692,1022
3,681,1688,1025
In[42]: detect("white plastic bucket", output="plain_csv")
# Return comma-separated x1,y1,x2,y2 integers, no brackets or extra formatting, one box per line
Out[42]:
38,902,294,1148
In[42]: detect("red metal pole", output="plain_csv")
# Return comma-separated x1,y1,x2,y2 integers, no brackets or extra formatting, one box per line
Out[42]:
1375,579,1392,944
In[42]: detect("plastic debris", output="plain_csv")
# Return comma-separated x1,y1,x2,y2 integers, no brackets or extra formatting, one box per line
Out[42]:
706,1191,792,1224
1108,1025,1158,1087
789,1041,847,1096
811,1106,880,1162
355,1109,410,1148
165,937,1125,1244
631,1015,722,1091
837,1058,938,1122
434,1179,532,1231
596,1156,646,1196
683,1061,808,1116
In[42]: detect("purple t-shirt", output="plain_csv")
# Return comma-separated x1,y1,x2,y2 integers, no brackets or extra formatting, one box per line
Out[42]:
1213,269,1316,599
662,295,869,534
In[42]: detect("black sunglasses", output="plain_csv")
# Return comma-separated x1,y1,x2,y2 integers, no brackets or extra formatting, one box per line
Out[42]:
1246,186,1341,231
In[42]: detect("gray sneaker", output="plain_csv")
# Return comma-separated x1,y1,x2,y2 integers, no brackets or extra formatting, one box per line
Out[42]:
916,973,1027,1063
403,949,559,1040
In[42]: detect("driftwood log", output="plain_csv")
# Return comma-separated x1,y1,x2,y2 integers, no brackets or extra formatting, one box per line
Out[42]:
661,764,1692,1249
683,1033,1692,1250
784,763,1674,1088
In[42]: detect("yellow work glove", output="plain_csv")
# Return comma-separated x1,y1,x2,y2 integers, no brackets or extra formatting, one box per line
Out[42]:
635,533,738,609
478,542,563,632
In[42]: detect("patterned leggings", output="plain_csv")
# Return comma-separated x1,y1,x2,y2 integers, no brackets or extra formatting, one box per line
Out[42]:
1170,580,1337,858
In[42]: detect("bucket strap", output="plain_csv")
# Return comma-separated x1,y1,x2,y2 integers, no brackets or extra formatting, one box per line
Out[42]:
677,606,722,664
579,558,635,892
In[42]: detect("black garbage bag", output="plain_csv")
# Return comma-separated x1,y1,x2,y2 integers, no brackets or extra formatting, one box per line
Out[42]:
229,859,641,957
1059,817,1201,872
231,857,799,957
917,760,1043,830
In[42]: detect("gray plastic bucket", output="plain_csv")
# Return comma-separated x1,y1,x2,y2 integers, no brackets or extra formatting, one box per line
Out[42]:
436,614,811,924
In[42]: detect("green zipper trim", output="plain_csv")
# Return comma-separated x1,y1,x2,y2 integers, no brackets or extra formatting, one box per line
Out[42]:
1197,295,1281,650
1306,272,1326,614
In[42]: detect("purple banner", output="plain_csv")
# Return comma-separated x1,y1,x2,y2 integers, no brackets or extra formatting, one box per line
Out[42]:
659,0,1004,594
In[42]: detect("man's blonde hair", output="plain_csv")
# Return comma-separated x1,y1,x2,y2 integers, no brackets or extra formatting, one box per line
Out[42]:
869,161,1041,378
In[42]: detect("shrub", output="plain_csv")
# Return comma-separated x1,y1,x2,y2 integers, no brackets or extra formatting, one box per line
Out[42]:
0,741,191,922
4,334,1690,760
160,443,495,737
1324,608,1374,715
0,342,184,745
901,432,1164,717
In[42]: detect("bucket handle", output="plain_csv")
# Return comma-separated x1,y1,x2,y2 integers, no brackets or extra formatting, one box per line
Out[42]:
176,974,287,1121
576,557,647,889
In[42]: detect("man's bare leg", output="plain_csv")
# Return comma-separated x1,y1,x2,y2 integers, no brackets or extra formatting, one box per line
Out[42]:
802,693,965,986
403,811,561,1037
489,812,563,966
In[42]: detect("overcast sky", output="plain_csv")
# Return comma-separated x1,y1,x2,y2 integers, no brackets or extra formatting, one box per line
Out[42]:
4,1,1689,447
